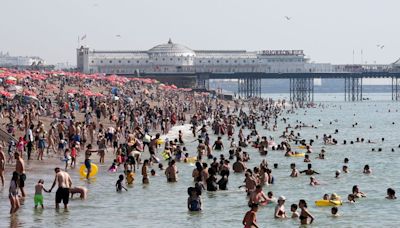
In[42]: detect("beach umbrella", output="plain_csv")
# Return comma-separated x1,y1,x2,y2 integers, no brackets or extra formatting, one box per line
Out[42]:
67,89,78,94
6,76,17,81
5,80,17,85
83,91,94,96
23,90,37,97
0,91,12,97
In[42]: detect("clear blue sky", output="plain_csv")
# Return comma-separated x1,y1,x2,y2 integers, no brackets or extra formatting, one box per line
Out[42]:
0,0,399,65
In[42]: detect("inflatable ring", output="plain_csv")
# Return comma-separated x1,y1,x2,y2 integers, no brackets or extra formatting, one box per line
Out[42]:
186,157,197,163
297,145,307,149
161,151,171,160
79,163,98,178
315,200,342,207
288,153,305,157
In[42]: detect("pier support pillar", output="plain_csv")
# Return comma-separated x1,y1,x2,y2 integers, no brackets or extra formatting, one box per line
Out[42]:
237,77,261,98
289,77,314,104
344,77,363,101
392,77,399,101
196,74,210,90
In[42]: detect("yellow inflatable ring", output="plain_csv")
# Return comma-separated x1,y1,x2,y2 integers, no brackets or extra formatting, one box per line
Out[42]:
315,200,342,207
289,153,305,157
79,163,98,178
186,157,197,163
297,145,307,149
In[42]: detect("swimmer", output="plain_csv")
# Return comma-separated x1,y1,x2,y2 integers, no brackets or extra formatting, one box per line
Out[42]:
142,160,149,184
309,176,319,186
363,165,371,174
126,170,135,184
248,185,269,205
352,185,366,198
300,164,320,175
165,160,178,182
343,165,349,173
274,196,287,218
298,199,314,225
386,188,397,199
243,203,259,228
335,170,341,178
331,206,339,217
347,194,356,203
290,204,299,218
116,174,127,192
9,171,20,214
187,187,202,211
330,193,341,201
70,186,87,199
304,154,311,163
217,169,229,190
34,179,49,208
290,163,299,177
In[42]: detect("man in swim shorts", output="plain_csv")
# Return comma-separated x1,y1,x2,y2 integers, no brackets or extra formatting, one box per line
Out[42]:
49,167,72,209
84,144,96,179
14,152,26,197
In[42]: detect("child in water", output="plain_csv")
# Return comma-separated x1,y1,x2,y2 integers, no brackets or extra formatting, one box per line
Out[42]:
34,179,49,209
187,187,202,211
116,175,127,192
126,170,135,185
109,159,118,172
291,204,299,218
331,206,339,217
347,194,356,203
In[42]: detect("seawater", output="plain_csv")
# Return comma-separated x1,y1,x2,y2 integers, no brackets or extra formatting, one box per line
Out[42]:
1,93,400,227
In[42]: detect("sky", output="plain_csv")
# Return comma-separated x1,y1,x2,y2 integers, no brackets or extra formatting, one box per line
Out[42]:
0,0,399,65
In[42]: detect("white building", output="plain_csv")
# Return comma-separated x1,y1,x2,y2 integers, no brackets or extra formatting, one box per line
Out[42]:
77,39,331,75
0,52,44,67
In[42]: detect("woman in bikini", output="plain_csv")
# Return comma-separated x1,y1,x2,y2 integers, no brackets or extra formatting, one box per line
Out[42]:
298,199,314,225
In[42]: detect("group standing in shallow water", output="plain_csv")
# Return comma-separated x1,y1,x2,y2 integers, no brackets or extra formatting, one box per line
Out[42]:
0,70,397,227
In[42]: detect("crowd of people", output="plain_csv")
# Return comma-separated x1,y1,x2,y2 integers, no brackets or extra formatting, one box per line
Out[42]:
0,68,397,226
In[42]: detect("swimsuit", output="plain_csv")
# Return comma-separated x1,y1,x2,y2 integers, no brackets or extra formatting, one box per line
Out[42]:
19,173,26,188
34,194,44,206
189,198,201,211
56,187,70,205
84,159,92,170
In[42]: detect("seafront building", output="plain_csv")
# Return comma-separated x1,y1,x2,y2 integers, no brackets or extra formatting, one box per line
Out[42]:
0,52,44,67
77,39,332,75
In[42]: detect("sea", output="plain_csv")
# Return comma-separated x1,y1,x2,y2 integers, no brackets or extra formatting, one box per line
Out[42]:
1,93,399,227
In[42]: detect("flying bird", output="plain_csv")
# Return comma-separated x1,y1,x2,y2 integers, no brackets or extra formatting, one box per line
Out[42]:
284,16,291,21
376,44,384,49
116,35,121,38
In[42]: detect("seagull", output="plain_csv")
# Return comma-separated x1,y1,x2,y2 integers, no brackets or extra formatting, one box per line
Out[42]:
376,44,384,49
284,16,291,21
93,3,99,7
116,35,121,38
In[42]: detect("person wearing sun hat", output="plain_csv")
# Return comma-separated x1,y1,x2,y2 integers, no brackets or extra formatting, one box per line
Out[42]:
275,195,287,218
